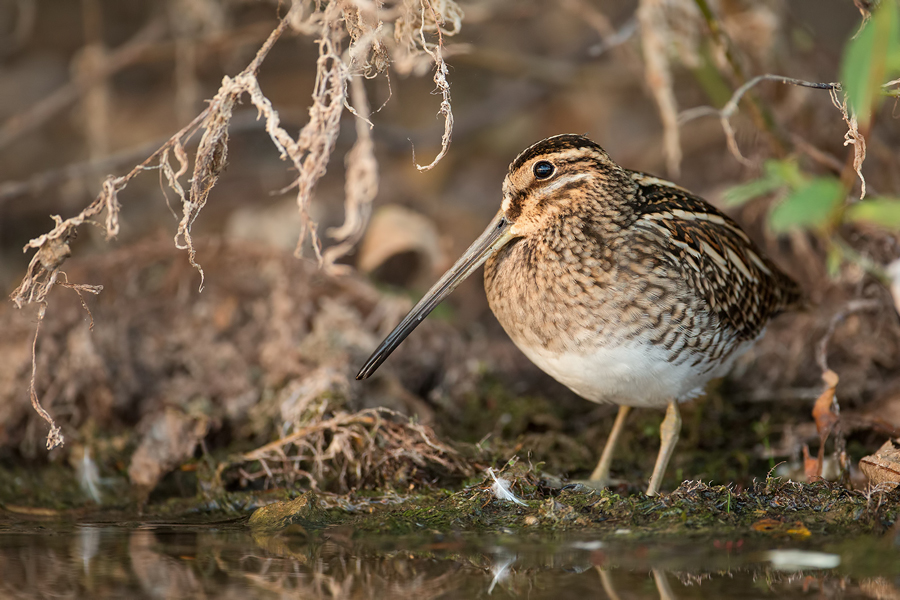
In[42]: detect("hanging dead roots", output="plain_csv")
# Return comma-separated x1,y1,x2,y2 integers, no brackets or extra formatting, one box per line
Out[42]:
8,1,463,450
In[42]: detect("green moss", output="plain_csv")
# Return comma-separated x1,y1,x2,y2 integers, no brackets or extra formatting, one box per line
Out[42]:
1,453,894,544
249,491,327,531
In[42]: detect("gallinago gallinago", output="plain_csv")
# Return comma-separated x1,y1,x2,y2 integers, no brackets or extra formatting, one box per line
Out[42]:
357,134,800,495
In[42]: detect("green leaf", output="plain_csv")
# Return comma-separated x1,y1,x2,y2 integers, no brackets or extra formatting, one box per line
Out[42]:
845,197,900,228
722,159,803,206
769,177,844,232
841,0,900,126
764,158,805,188
722,177,783,207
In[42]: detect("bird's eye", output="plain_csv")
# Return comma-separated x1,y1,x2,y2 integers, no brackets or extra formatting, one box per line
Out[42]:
533,160,555,180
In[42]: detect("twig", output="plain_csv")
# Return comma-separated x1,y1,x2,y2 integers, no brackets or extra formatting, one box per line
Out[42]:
789,133,846,174
56,272,103,330
692,0,747,82
183,13,291,261
233,406,470,491
587,17,638,58
829,87,868,200
812,298,879,486
240,412,377,462
27,306,63,449
679,75,839,165
322,75,378,270
558,0,637,59
816,299,880,372
25,274,103,450
9,107,210,309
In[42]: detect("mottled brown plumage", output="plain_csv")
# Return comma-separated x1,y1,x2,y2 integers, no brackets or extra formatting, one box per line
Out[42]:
358,134,800,495
486,137,799,383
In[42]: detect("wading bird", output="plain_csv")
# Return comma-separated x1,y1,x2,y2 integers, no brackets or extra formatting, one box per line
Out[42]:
357,134,800,495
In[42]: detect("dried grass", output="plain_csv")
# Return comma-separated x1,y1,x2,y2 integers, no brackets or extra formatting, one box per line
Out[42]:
8,1,464,450
226,406,473,493
400,0,459,171
637,0,682,177
830,86,868,200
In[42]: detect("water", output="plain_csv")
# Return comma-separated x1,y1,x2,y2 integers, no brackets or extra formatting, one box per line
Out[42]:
1,517,897,599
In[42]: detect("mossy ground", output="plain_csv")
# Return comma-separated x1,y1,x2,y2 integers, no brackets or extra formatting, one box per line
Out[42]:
0,333,894,539
313,470,895,540
3,450,896,544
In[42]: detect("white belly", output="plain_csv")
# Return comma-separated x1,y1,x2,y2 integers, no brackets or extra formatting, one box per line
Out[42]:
515,338,752,408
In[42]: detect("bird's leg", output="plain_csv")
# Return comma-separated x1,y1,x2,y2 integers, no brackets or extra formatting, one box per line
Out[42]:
646,400,681,496
596,567,622,600
652,569,676,600
590,405,631,483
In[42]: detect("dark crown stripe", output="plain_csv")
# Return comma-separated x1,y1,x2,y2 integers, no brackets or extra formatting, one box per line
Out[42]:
510,134,606,173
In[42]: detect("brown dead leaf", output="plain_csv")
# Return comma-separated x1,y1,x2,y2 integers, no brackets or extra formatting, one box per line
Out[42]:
859,439,900,490
802,445,819,482
807,369,840,481
813,369,840,436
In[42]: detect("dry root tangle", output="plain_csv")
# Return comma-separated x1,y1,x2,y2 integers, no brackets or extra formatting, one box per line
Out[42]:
226,407,473,492
8,0,463,449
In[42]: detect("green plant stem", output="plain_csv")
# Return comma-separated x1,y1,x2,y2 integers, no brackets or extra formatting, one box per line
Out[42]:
692,0,789,156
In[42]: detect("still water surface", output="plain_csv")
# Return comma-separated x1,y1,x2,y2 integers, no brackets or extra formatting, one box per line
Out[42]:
1,517,898,599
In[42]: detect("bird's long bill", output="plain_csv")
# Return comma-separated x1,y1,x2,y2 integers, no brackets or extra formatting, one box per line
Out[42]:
356,212,514,380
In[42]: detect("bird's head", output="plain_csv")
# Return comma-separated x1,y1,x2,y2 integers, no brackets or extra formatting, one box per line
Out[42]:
498,134,623,238
356,134,620,380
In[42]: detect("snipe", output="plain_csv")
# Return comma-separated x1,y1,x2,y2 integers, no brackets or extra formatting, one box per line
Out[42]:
357,134,801,495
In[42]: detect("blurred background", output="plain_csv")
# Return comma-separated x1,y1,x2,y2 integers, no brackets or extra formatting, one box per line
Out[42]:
1,0,898,499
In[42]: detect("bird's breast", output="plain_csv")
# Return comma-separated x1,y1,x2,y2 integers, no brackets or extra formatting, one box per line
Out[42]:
513,336,753,406
483,234,751,405
484,235,632,354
